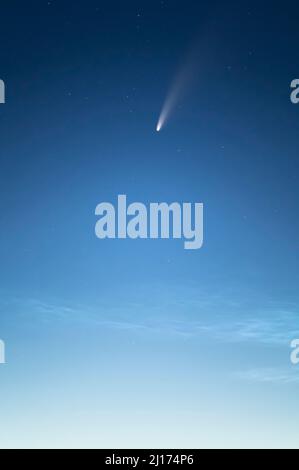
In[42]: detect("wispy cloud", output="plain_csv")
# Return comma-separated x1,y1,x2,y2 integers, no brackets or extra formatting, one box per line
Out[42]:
2,290,299,386
235,368,299,384
1,289,298,348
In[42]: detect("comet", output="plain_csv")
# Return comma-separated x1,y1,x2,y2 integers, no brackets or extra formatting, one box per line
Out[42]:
156,44,201,132
156,69,186,132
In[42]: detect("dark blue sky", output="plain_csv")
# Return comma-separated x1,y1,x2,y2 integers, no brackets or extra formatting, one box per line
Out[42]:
0,0,299,448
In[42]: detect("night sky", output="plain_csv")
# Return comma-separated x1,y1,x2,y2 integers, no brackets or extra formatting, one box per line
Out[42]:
0,0,299,448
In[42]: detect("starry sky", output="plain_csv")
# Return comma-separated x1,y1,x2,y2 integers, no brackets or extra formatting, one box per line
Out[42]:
0,0,299,448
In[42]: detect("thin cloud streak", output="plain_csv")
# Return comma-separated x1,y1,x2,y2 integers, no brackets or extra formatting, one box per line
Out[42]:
235,368,299,384
1,293,298,347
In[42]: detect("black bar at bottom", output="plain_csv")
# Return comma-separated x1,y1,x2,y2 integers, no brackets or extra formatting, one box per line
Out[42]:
0,448,296,465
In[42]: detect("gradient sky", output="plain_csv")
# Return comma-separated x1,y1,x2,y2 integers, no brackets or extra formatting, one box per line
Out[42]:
0,0,299,448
